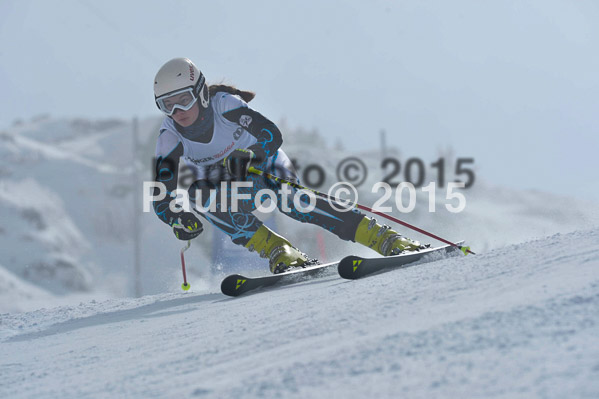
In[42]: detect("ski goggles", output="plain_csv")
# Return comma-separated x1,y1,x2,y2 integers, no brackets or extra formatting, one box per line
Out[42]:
155,87,199,116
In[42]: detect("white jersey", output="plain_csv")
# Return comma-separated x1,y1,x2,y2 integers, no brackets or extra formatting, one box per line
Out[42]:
155,91,296,182
156,92,259,180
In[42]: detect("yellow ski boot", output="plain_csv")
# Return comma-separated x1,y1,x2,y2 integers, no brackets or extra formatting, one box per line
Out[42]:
245,225,310,274
354,216,424,256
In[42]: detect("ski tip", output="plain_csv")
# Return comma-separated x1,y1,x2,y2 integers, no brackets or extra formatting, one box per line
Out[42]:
220,274,249,297
338,256,365,280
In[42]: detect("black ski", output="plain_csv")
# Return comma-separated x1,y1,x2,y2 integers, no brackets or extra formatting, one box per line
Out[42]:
337,241,465,280
221,261,338,297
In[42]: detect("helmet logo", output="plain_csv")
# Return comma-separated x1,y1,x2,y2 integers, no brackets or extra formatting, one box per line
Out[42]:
189,65,195,81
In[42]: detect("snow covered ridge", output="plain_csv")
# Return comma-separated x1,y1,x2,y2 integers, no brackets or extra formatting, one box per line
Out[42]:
0,178,93,295
0,227,598,398
0,265,52,314
0,116,162,307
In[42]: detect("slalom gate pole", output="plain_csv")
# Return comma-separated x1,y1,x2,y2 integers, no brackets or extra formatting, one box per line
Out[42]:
180,240,191,291
249,167,474,255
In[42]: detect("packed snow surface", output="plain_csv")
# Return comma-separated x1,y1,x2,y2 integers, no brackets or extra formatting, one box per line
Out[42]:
1,228,598,398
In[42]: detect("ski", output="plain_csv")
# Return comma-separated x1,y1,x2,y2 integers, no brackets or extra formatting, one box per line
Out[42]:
337,241,465,280
221,261,339,297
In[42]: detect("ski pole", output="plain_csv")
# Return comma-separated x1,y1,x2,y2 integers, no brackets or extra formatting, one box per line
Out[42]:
180,240,191,291
248,167,474,255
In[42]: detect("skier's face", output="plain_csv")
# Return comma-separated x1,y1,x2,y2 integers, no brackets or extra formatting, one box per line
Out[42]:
172,102,200,127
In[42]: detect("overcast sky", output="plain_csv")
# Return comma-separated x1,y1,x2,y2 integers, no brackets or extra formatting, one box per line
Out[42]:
1,0,598,200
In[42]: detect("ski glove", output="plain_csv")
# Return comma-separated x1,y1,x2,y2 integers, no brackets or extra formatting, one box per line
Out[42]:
172,212,203,241
223,149,257,180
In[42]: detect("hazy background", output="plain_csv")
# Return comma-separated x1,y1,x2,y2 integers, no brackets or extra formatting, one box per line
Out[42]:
1,0,598,200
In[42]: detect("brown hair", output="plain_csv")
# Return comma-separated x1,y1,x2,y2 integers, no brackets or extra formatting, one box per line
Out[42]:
208,84,255,103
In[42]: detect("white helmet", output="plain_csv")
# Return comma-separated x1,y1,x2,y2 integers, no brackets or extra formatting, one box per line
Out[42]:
154,58,209,113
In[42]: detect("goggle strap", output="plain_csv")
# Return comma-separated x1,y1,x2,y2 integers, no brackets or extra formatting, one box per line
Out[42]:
195,73,206,97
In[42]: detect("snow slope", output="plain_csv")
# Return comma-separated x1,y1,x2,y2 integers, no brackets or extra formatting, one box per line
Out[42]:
0,265,52,313
1,227,598,398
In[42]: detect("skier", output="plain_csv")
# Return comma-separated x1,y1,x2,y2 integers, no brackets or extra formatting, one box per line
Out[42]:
152,57,423,274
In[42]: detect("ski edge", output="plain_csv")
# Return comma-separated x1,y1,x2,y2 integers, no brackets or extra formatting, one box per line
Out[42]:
338,241,465,280
220,260,339,297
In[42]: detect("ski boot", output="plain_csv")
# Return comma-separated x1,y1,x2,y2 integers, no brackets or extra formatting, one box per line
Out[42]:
245,225,311,274
354,216,426,256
